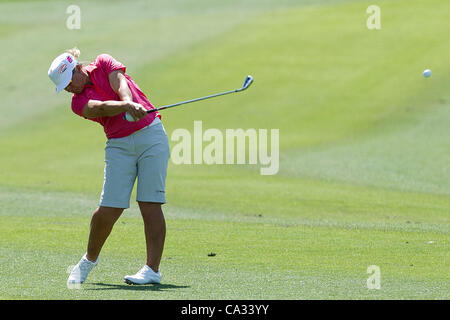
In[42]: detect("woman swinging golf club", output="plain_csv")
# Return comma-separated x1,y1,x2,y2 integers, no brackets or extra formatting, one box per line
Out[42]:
48,48,170,285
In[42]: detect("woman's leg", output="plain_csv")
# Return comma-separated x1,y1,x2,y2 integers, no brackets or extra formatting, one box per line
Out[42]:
67,206,124,284
122,121,169,284
138,201,166,272
86,206,124,262
92,135,136,262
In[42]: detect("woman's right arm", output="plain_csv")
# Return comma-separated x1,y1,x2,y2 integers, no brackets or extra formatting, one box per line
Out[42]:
82,100,147,119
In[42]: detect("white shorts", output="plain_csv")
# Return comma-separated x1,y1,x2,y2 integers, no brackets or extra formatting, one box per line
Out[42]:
99,118,170,208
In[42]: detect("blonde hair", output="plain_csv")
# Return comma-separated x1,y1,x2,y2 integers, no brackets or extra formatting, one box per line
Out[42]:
66,47,81,59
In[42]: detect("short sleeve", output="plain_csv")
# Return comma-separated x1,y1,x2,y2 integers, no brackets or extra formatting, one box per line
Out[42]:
71,94,90,118
96,54,126,75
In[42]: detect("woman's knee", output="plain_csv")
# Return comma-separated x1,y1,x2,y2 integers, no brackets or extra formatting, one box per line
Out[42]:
93,206,124,221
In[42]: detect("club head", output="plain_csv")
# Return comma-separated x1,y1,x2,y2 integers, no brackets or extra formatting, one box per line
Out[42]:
243,75,254,89
238,75,254,91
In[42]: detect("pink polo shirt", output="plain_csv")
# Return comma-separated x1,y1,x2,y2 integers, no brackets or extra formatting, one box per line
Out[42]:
71,54,161,139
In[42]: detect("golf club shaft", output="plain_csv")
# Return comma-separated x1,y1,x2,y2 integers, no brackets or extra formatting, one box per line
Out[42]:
146,88,240,114
124,75,253,121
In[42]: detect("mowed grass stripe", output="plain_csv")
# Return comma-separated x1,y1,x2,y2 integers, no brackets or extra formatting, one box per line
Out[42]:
1,176,449,234
2,247,448,300
0,0,283,131
137,0,450,150
0,216,448,299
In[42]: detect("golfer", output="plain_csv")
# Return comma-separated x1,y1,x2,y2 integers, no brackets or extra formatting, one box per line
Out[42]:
48,48,170,285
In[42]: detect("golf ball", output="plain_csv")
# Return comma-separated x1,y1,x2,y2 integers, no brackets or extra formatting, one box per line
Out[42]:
423,69,432,78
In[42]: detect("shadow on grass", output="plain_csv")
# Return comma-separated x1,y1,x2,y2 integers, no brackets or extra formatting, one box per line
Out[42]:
86,282,190,292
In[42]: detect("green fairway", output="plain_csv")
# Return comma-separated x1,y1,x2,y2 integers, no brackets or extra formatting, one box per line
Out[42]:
0,0,449,299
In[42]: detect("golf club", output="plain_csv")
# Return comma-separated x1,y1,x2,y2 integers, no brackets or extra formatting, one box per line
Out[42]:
124,75,254,121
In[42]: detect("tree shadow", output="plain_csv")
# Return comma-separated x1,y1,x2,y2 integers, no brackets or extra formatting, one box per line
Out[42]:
86,282,190,292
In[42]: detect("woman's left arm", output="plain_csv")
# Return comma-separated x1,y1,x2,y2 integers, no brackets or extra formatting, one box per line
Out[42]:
109,69,147,121
109,69,133,102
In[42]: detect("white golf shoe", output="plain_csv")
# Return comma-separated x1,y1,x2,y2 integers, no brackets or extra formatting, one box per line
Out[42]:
67,253,99,284
124,265,161,285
